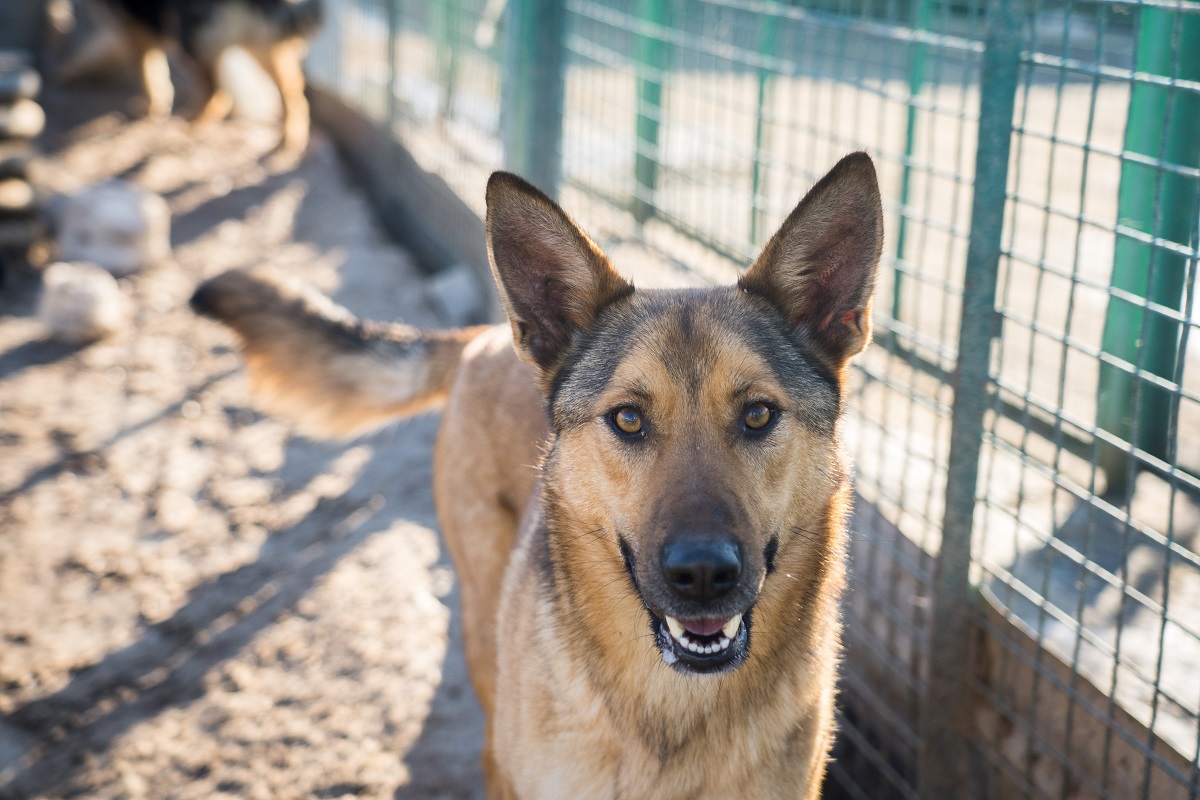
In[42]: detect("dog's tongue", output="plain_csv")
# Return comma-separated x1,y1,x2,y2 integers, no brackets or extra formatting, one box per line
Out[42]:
682,617,728,637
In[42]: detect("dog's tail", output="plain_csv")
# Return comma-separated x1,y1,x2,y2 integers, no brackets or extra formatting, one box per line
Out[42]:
271,0,324,40
190,267,487,437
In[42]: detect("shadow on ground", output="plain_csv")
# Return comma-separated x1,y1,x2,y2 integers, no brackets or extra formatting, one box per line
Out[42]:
1,80,485,799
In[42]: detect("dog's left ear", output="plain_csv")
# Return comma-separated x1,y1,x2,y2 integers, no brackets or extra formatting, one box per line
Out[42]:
739,151,883,367
486,172,633,381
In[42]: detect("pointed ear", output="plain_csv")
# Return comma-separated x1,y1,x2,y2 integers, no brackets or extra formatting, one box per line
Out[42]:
486,172,633,380
739,152,883,367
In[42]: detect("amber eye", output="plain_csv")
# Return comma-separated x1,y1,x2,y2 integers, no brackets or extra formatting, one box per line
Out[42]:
611,406,644,436
743,403,773,431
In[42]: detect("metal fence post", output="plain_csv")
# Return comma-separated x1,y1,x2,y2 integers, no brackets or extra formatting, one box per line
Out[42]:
501,0,567,198
749,8,780,246
891,0,935,323
632,0,671,223
386,0,399,128
1095,7,1200,497
431,0,461,123
917,0,1023,796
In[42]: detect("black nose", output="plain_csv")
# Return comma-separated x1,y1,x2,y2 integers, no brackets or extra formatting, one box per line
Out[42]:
660,537,742,602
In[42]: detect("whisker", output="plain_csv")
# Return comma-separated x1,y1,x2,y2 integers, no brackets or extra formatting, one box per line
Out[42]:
560,526,608,545
788,525,825,544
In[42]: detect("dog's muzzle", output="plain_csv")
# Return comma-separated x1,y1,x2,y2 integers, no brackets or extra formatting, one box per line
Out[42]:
647,535,754,673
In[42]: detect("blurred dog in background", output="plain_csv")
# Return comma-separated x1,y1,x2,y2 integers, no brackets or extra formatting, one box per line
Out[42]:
57,0,322,151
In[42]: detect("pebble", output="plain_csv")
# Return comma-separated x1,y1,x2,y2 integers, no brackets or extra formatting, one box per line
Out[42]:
37,261,130,344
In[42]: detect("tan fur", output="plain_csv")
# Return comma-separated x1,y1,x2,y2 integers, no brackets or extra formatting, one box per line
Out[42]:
191,152,884,799
191,266,487,436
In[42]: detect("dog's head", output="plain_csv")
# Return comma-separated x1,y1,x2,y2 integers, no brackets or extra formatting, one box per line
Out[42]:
486,153,882,675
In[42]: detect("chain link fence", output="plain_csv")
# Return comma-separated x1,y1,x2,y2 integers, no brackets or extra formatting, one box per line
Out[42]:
306,1,1200,796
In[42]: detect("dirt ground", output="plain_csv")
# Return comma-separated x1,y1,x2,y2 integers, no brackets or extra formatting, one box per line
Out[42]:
0,86,485,799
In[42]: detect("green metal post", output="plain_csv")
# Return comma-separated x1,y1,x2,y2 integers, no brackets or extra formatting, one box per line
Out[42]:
1096,8,1200,496
749,7,782,246
892,0,935,323
632,0,671,223
432,0,460,123
918,0,1023,796
386,0,399,127
501,0,567,197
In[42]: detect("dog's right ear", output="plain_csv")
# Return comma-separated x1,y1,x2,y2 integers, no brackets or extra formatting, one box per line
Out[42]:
486,172,633,380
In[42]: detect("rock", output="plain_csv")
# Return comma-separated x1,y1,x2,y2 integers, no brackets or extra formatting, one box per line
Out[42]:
37,261,131,344
0,98,44,140
58,181,171,276
0,178,34,215
425,263,486,326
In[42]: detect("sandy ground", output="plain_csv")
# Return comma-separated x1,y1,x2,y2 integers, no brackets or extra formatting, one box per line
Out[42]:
0,87,485,799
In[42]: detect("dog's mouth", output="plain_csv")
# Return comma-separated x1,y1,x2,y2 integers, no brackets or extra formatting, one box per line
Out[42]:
618,535,753,673
650,609,751,674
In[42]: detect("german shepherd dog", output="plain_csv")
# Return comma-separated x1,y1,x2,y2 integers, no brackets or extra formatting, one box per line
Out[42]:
191,152,883,798
94,0,322,150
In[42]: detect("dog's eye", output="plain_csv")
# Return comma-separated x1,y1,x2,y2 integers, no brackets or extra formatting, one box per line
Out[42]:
743,403,775,433
610,406,644,437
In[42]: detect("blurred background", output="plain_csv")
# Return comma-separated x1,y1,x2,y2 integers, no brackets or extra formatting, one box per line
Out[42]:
1,0,1198,798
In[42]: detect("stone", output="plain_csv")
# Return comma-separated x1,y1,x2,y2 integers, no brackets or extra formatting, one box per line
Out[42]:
37,261,131,344
0,98,44,140
58,181,171,276
0,178,34,214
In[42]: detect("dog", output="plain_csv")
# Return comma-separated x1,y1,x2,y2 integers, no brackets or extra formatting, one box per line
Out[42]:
190,152,883,799
85,0,322,150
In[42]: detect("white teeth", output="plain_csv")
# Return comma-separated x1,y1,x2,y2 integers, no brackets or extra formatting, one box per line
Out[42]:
663,616,738,656
662,614,744,657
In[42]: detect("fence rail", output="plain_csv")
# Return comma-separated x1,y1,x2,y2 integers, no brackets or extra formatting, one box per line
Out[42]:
307,0,1200,796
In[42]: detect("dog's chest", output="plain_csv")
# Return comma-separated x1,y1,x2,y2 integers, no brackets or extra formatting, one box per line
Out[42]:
494,622,815,799
501,705,810,800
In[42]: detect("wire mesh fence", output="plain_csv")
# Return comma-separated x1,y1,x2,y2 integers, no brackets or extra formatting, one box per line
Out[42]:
308,0,1200,796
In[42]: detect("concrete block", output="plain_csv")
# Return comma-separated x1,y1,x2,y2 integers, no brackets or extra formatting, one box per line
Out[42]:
426,263,486,326
58,181,170,276
38,261,131,344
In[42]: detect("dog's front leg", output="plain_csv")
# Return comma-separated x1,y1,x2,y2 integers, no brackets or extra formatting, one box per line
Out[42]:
139,46,173,119
252,40,310,152
483,739,519,800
